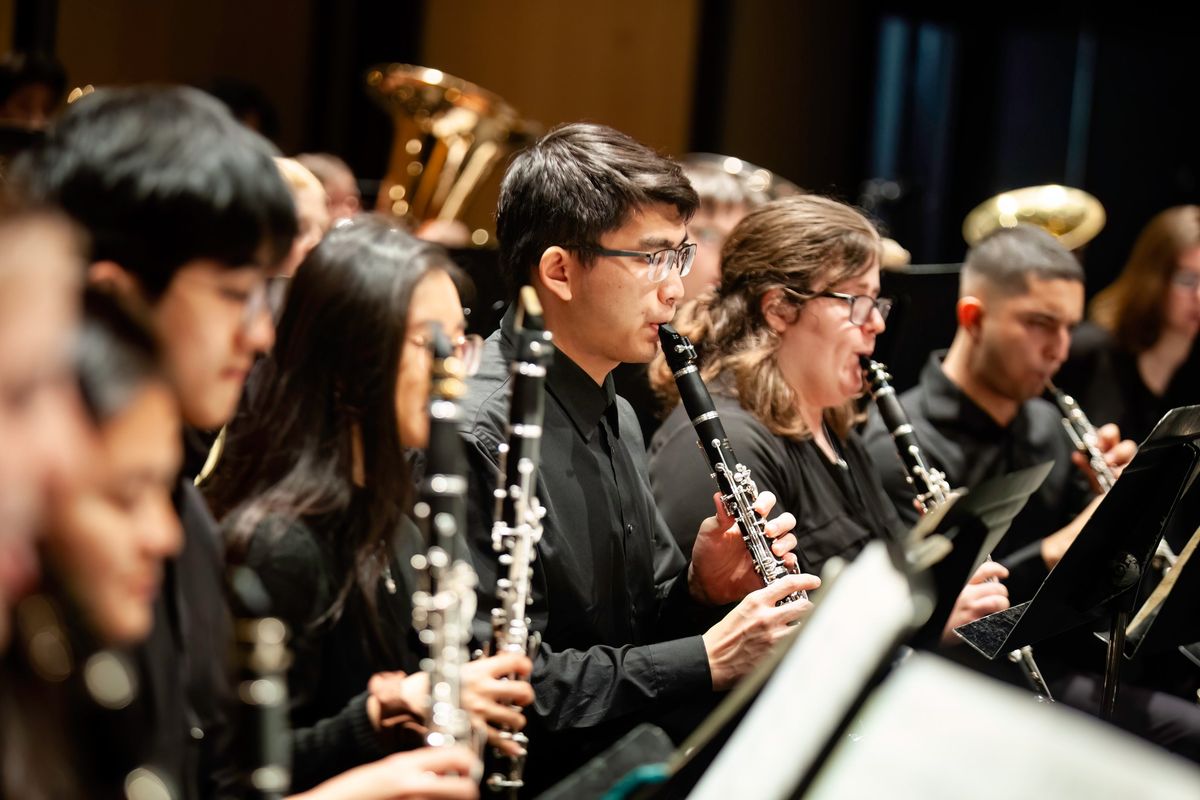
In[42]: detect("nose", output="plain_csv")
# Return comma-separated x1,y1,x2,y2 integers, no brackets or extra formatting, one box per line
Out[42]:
1049,325,1071,365
863,304,887,336
659,265,685,308
242,302,276,356
143,496,184,561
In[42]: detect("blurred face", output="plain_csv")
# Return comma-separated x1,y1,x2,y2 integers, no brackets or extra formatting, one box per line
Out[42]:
562,203,688,377
974,277,1084,403
278,182,332,279
683,202,747,301
776,261,885,410
44,383,183,645
396,270,466,449
1163,245,1200,339
150,261,275,430
327,172,361,222
0,82,57,129
0,219,89,646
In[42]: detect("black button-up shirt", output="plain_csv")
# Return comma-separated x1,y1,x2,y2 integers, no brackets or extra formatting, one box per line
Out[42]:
458,307,711,791
862,352,1095,602
650,391,903,579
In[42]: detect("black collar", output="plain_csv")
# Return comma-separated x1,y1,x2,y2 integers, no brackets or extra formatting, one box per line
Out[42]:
499,304,617,441
919,351,1032,440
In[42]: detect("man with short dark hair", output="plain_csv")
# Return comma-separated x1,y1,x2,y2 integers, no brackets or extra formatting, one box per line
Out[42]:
14,85,298,798
460,122,816,792
863,223,1200,760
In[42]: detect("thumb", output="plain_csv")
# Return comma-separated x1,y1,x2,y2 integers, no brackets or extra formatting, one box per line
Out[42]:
712,492,735,532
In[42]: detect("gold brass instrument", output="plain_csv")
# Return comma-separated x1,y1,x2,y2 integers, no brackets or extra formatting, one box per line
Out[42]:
963,184,1106,251
366,64,539,237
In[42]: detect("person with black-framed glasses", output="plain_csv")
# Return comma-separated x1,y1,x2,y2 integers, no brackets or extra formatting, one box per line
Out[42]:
649,194,1008,653
457,122,816,794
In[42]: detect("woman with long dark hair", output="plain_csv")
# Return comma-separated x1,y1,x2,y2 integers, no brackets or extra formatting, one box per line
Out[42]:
207,215,531,792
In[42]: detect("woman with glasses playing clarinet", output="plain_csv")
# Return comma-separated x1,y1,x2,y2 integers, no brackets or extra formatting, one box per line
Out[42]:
648,195,1009,644
205,215,533,794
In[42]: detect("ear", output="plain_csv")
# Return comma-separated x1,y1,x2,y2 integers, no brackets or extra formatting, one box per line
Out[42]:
535,246,575,304
759,288,793,334
87,260,143,301
956,295,984,336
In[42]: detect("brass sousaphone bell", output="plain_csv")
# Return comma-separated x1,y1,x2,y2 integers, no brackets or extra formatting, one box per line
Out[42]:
366,64,540,237
963,184,1106,250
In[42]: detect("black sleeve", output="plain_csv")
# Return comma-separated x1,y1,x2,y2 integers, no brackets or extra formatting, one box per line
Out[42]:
241,520,390,792
649,402,791,556
462,433,711,733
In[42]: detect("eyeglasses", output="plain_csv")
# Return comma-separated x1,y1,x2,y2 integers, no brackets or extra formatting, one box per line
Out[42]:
179,271,289,331
783,287,893,326
407,330,484,376
1170,271,1200,291
569,242,698,283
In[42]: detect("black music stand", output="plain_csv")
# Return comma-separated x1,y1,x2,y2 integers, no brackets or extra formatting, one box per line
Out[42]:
956,405,1200,720
905,461,1055,649
1123,465,1200,660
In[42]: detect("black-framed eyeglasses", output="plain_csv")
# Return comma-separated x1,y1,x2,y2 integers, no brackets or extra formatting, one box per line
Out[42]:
783,287,893,326
568,242,698,283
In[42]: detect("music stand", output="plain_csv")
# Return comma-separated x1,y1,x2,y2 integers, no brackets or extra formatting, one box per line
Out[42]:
905,461,1055,648
633,541,931,800
956,405,1200,720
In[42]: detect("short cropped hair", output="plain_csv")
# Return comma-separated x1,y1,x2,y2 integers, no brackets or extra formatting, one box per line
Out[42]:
12,85,297,299
961,224,1084,297
495,122,698,299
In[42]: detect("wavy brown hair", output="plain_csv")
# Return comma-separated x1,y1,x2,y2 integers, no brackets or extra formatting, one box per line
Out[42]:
652,194,881,439
1090,205,1200,352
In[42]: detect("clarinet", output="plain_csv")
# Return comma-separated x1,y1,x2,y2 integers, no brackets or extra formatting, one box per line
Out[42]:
1048,383,1176,569
657,323,806,604
860,357,954,513
228,566,292,799
862,357,1055,702
485,287,552,796
411,323,478,749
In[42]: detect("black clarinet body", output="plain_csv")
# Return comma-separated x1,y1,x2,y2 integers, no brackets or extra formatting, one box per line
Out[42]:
486,287,552,796
411,323,477,749
860,356,952,513
657,323,805,603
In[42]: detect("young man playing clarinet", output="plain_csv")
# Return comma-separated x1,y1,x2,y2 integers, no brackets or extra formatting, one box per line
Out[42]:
458,122,818,792
862,223,1200,761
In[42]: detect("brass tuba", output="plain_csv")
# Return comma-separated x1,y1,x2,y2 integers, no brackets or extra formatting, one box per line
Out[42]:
963,184,1106,250
366,64,539,239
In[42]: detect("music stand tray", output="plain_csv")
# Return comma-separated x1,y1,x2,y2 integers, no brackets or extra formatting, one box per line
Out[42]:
955,406,1200,716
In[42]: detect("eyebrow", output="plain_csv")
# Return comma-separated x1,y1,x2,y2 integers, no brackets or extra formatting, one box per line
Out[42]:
638,232,691,249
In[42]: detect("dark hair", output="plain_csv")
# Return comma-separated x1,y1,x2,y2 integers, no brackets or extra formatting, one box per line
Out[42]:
207,215,459,630
961,224,1084,297
76,288,164,424
203,77,280,141
495,122,698,299
0,51,66,106
10,85,297,299
1090,205,1200,352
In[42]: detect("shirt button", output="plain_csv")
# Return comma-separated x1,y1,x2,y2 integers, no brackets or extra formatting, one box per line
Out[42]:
625,524,634,538
190,726,204,740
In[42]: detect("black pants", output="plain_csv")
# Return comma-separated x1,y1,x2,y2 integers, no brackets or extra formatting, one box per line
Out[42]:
1052,672,1200,763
